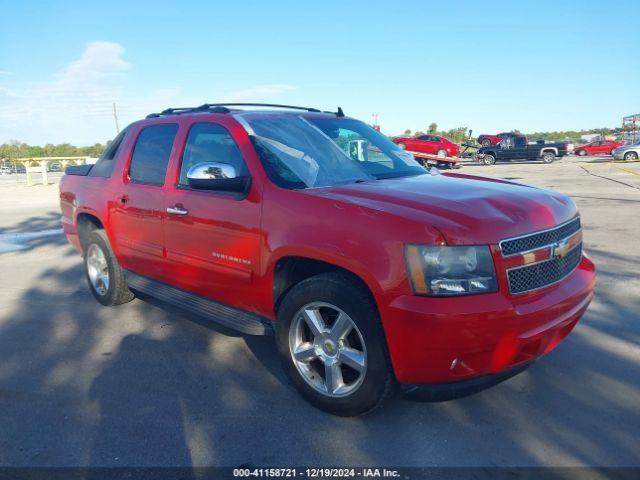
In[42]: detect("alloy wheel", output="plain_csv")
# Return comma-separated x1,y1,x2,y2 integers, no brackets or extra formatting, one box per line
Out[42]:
86,243,109,296
289,302,367,397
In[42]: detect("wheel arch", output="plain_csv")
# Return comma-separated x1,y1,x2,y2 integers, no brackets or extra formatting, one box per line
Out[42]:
540,147,558,156
271,254,379,316
76,212,105,249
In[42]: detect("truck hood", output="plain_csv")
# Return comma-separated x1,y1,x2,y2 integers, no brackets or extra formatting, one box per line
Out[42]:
310,173,577,245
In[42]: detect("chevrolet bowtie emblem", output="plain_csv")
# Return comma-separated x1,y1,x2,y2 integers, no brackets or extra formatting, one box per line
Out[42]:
551,239,570,259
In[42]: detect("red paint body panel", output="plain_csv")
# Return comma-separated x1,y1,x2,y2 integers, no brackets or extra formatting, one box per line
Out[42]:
59,111,596,387
478,132,512,146
576,140,623,155
393,135,460,157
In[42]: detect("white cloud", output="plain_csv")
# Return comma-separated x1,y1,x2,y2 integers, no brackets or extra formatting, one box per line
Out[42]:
0,42,136,144
0,42,298,145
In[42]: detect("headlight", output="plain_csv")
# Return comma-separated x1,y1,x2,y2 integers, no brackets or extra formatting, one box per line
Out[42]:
405,245,498,296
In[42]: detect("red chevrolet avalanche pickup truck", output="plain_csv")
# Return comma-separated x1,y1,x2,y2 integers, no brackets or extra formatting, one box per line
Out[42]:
60,104,595,416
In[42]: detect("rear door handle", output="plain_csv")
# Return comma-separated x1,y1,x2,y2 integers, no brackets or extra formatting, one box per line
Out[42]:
166,206,188,216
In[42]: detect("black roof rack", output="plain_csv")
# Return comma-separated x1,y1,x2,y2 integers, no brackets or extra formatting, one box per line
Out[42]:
146,103,344,119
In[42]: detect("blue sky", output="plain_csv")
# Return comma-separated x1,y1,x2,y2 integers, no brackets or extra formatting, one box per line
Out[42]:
1,0,638,145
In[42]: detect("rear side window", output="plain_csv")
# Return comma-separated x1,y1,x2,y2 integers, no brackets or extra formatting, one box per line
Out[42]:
178,123,248,186
89,128,128,178
129,124,178,185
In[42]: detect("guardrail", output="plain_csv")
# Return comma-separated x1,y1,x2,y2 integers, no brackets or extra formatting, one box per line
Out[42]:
15,157,89,186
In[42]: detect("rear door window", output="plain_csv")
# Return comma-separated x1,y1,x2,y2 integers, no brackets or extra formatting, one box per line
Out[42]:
129,124,178,185
514,136,527,148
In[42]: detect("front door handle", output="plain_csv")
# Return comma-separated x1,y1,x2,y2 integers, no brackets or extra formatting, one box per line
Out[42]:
166,206,188,216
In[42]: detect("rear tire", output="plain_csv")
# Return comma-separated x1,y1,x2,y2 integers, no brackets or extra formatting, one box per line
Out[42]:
624,151,638,161
437,149,447,158
275,272,393,416
83,230,134,306
480,139,491,146
397,142,406,150
542,151,556,163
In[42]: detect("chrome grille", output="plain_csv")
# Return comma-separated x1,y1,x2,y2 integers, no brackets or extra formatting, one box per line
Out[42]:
507,242,582,294
500,217,581,256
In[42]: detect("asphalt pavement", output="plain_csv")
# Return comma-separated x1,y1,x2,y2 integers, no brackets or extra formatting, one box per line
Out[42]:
0,155,638,467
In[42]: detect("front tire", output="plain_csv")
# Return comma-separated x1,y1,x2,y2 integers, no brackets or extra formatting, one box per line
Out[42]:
83,230,134,306
577,149,587,156
624,151,638,161
481,154,496,165
480,139,491,146
437,149,447,158
275,273,393,416
397,142,406,150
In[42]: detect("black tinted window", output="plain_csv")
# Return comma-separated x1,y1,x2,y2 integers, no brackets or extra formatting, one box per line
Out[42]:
129,124,178,185
179,123,247,186
89,128,128,177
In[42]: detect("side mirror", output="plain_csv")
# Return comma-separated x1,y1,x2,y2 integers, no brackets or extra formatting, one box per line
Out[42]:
186,162,251,193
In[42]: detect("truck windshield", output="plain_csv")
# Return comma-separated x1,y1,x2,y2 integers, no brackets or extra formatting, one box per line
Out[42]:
234,112,425,189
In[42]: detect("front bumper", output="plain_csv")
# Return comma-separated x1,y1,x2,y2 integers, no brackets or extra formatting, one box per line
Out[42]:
401,362,531,402
380,255,595,385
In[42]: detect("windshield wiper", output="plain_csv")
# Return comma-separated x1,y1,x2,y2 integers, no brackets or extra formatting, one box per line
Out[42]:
375,171,425,180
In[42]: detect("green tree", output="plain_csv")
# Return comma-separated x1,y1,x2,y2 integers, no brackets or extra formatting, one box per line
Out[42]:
428,123,438,134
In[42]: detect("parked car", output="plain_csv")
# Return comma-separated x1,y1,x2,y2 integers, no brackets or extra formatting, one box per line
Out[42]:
477,132,514,146
0,166,12,175
477,134,571,165
612,140,640,161
60,104,595,416
574,140,623,156
392,134,459,157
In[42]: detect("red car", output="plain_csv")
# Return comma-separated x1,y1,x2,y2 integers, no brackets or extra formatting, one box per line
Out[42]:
477,132,514,146
392,134,459,157
60,104,595,416
575,140,622,156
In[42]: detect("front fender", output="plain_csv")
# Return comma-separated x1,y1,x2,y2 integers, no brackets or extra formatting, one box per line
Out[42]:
266,245,384,298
